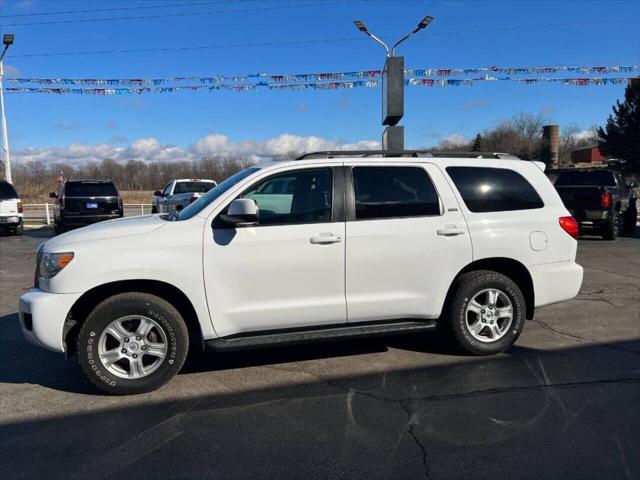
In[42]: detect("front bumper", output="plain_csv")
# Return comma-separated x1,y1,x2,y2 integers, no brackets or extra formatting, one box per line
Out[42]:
18,289,83,353
532,261,584,308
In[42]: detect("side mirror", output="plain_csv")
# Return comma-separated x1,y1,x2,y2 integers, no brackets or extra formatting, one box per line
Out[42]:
49,192,57,198
153,190,162,197
220,198,259,227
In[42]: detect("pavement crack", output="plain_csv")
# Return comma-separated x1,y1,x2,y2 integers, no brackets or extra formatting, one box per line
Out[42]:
534,319,640,355
400,403,431,479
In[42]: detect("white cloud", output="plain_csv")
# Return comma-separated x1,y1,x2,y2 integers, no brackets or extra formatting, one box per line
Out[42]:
439,133,470,148
12,133,380,165
54,122,82,131
2,64,21,78
570,129,597,142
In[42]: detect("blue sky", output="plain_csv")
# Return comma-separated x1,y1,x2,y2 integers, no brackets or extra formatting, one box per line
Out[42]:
1,0,639,164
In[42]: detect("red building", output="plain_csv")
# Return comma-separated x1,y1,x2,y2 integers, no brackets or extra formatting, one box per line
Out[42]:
571,146,607,164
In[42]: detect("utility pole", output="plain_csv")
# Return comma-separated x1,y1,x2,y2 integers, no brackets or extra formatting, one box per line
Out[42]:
353,16,433,151
0,34,15,183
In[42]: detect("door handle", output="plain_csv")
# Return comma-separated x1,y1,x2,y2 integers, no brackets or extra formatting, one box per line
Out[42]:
310,233,343,245
437,225,466,236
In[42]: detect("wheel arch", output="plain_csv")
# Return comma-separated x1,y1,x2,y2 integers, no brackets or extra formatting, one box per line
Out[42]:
64,279,204,357
444,257,535,320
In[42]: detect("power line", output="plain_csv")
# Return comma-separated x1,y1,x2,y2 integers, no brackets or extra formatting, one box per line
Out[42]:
10,19,636,58
2,0,363,27
0,1,251,18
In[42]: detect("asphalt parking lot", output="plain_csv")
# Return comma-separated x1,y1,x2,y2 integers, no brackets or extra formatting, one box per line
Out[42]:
1,228,638,480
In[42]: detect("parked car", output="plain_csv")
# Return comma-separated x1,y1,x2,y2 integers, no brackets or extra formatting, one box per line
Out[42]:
0,180,23,235
20,151,583,395
550,168,637,240
50,179,123,234
152,179,217,214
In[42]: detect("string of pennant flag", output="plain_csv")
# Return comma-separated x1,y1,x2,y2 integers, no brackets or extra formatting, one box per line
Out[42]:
7,76,635,95
5,64,638,95
7,64,639,87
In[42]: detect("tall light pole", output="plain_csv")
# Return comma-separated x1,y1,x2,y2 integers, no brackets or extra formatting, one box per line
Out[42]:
353,16,433,151
0,33,15,183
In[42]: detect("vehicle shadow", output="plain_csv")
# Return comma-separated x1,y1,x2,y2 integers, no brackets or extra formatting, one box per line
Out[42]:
0,311,454,394
1,337,638,479
23,226,55,239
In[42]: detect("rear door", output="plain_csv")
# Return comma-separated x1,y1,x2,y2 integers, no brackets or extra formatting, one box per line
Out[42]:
0,182,19,217
344,162,472,322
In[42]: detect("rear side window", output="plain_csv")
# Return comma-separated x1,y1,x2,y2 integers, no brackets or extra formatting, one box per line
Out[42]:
446,167,544,213
352,166,440,220
173,182,216,194
0,182,18,200
65,182,118,197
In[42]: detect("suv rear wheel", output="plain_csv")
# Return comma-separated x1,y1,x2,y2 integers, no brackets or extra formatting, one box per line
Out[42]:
77,292,189,395
443,270,526,355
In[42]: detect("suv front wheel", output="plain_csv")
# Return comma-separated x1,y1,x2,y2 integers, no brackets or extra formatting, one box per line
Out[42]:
77,292,189,395
444,270,526,355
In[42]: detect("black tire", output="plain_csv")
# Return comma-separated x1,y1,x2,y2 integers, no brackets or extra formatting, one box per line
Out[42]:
151,205,158,214
54,222,65,235
13,223,24,235
602,213,618,240
77,292,189,395
442,270,526,356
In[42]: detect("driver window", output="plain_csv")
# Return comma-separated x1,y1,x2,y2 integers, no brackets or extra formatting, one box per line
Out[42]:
162,182,173,196
242,168,333,226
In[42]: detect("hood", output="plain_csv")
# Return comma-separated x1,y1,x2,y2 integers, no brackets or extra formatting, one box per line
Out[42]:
45,215,166,251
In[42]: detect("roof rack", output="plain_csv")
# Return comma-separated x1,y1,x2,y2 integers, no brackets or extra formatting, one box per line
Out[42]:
296,150,520,160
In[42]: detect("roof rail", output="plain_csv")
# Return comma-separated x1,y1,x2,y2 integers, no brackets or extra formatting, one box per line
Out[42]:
295,150,519,160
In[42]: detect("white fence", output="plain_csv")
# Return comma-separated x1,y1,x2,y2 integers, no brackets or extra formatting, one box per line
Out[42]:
22,203,153,225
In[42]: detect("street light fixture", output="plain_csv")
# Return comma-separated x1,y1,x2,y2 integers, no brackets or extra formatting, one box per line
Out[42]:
0,33,14,183
353,15,434,57
353,16,434,151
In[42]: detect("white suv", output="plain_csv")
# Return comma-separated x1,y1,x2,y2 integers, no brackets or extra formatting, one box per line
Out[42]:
19,151,583,394
0,180,23,235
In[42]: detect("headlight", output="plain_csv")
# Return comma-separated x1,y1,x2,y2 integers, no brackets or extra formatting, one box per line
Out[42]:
38,252,74,279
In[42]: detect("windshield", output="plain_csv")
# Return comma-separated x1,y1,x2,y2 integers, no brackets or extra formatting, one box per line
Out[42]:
174,167,261,221
554,170,616,187
173,181,216,194
0,182,18,200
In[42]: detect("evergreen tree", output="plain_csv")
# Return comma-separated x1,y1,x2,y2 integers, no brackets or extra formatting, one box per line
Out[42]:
598,79,640,174
471,133,483,152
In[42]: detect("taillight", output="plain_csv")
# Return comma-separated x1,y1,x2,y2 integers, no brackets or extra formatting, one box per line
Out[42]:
559,216,579,240
600,192,611,208
189,195,198,204
117,193,123,209
17,200,23,213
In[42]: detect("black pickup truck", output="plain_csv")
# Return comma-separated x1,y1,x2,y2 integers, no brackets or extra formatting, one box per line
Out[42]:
550,168,637,240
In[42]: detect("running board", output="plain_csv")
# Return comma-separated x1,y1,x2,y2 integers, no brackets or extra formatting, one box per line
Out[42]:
205,320,437,352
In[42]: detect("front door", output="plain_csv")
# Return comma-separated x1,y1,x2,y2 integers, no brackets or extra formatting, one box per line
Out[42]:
344,162,473,322
203,166,346,338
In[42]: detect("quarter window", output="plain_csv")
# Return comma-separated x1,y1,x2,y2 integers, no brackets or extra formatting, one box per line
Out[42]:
446,166,544,213
352,166,440,220
242,168,333,225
